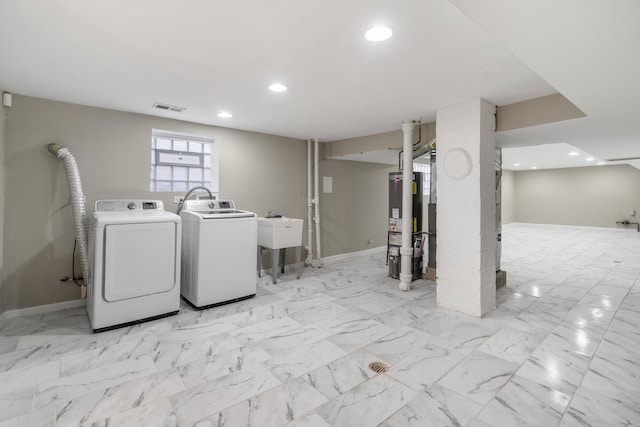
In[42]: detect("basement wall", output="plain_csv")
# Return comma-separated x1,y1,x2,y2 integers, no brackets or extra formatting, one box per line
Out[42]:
3,95,306,310
513,164,640,228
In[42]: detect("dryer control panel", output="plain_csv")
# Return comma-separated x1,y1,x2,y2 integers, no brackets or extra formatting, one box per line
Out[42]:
96,200,165,212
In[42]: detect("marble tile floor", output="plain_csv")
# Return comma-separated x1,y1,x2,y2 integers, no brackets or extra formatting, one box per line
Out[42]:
1,223,640,426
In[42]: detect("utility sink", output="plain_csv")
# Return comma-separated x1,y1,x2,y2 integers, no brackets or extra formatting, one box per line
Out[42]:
257,217,303,249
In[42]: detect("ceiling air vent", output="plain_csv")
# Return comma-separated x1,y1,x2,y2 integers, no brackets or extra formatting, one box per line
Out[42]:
152,103,186,113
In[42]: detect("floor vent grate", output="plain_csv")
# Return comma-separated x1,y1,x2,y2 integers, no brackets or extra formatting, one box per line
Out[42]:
368,361,390,374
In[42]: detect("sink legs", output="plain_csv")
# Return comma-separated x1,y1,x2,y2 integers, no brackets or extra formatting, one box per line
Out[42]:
257,245,301,284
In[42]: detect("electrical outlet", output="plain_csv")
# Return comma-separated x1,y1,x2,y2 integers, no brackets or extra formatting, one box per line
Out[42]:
174,196,185,204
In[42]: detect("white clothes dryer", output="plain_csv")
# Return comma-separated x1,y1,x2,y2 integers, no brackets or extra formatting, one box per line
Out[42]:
180,199,257,309
88,200,181,332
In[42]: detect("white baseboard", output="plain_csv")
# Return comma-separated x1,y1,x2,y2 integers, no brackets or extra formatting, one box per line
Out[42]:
4,299,86,320
320,246,386,263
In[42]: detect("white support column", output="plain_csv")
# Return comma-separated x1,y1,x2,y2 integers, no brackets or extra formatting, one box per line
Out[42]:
399,121,415,291
436,100,496,317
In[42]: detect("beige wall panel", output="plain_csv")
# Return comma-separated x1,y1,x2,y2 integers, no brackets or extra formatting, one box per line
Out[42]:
320,159,396,257
514,164,640,227
496,93,585,132
501,170,516,224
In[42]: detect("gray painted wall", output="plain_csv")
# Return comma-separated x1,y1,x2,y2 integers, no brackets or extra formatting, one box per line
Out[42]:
320,124,433,258
501,170,516,224
4,95,307,310
0,97,5,315
496,93,584,132
513,164,640,227
317,151,640,261
320,159,396,257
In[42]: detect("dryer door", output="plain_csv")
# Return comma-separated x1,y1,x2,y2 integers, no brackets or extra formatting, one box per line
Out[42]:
103,222,177,301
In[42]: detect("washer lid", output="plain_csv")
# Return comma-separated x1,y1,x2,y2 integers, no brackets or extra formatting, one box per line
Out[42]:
182,209,256,220
199,209,256,219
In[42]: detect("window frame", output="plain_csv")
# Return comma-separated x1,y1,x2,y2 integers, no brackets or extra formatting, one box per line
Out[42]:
150,130,219,193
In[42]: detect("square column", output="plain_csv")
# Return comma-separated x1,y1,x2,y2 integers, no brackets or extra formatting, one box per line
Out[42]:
436,100,496,317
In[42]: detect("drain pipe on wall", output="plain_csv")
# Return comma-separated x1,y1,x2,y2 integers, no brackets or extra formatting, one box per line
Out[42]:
400,121,415,291
47,143,90,299
314,138,323,267
305,139,314,265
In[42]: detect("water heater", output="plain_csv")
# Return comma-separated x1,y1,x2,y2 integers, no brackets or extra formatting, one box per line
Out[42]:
387,171,424,280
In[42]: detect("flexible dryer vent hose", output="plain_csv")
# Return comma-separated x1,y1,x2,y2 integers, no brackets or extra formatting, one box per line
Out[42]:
48,143,89,296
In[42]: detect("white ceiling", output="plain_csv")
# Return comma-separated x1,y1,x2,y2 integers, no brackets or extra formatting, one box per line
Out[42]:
331,144,602,169
501,143,627,171
1,1,639,169
330,143,623,172
453,0,640,168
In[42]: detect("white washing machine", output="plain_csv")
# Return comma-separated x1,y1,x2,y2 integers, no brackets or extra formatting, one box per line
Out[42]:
180,199,257,309
88,200,181,332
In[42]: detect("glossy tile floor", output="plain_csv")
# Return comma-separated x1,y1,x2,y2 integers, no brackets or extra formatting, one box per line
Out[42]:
1,223,639,426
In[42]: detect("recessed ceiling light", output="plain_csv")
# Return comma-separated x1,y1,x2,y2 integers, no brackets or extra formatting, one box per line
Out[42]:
364,26,393,42
568,152,579,156
531,166,538,170
586,157,594,161
217,111,232,118
597,162,605,165
513,163,521,166
268,83,288,92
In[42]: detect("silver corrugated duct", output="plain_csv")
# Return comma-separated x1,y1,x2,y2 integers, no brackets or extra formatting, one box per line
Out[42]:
48,143,89,298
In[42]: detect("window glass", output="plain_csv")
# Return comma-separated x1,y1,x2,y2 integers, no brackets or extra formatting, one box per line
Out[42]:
189,168,203,182
189,141,203,153
172,181,188,192
156,181,172,192
156,165,172,181
156,138,171,150
173,167,188,181
173,140,188,151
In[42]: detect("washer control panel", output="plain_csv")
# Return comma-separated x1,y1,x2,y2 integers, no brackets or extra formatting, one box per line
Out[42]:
96,200,164,212
183,199,235,212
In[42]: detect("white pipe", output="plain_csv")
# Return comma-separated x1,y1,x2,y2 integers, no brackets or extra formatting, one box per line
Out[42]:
305,139,313,265
400,121,415,291
314,138,323,266
47,143,89,299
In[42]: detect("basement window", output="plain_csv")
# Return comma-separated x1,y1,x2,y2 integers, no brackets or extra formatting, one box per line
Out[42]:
150,130,219,192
